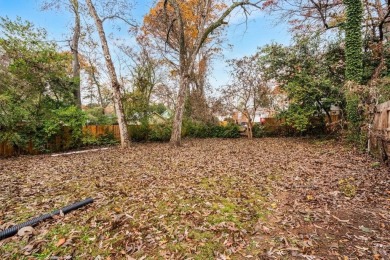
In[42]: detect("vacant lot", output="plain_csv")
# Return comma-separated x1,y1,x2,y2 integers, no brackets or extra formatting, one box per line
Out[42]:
0,138,389,259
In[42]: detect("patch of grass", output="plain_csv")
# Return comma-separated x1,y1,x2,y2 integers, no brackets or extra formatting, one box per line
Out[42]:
0,242,20,258
206,197,242,227
166,241,188,253
189,230,214,241
211,199,236,213
245,239,261,255
207,213,240,226
371,162,381,168
33,224,76,258
200,177,217,189
338,177,357,197
195,241,222,260
242,188,270,222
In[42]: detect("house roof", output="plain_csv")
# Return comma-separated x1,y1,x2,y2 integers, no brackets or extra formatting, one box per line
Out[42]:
270,85,284,95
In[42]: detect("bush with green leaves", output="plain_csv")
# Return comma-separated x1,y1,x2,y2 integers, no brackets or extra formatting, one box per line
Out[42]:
258,34,345,133
82,131,118,146
42,106,87,148
125,120,239,142
128,124,150,142
149,123,172,142
183,120,240,139
0,17,85,153
252,124,265,138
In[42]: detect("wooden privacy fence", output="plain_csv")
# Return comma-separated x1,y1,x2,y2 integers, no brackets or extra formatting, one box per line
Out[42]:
0,125,120,157
82,125,120,140
370,101,390,163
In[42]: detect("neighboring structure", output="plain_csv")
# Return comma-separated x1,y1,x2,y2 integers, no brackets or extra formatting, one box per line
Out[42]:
268,85,289,116
329,104,341,116
231,110,271,124
225,85,289,125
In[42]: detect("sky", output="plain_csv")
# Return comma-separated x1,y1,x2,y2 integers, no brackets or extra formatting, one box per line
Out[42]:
0,0,291,90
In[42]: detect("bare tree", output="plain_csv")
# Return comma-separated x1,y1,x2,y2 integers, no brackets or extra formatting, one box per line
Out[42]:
221,54,270,139
186,51,215,122
41,0,82,106
85,0,131,148
145,0,265,146
70,0,81,107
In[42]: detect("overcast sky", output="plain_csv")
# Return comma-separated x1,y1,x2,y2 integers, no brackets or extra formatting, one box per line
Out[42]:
0,0,291,90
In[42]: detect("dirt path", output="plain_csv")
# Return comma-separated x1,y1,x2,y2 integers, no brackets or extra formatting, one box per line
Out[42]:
0,138,389,259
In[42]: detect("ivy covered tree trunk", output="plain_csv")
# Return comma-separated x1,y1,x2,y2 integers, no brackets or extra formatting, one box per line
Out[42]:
344,0,364,143
344,0,363,82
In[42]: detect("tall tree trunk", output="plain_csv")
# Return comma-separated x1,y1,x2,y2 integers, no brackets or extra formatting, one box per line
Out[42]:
86,0,130,148
248,119,253,139
344,0,363,83
170,73,190,146
70,0,81,107
165,0,262,147
344,0,364,144
88,58,105,112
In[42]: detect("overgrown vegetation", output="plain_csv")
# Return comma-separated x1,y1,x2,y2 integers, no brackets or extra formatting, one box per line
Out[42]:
258,34,344,133
0,17,86,152
129,120,240,142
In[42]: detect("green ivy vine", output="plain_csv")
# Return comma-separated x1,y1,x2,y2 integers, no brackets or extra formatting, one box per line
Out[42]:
344,0,363,82
344,0,365,145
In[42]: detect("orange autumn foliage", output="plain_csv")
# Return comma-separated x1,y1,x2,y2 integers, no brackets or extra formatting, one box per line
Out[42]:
143,0,226,51
58,51,92,75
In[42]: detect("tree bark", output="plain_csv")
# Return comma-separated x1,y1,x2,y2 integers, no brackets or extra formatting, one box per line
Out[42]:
70,0,81,107
88,58,105,111
248,120,253,139
170,72,189,146
165,0,262,147
86,0,130,148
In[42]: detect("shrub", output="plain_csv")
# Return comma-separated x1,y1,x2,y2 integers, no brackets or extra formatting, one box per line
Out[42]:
149,124,172,141
82,131,119,146
252,124,265,138
128,124,150,142
42,106,87,150
215,123,240,138
183,120,240,139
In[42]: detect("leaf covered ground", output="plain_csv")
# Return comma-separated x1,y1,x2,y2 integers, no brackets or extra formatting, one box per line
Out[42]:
0,138,389,259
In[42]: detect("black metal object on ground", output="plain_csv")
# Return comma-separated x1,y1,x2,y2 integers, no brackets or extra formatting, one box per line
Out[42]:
0,198,94,240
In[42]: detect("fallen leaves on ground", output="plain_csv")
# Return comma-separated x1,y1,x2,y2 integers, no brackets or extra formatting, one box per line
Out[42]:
0,138,389,259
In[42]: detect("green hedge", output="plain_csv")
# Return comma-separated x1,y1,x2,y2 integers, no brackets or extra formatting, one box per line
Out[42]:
127,121,240,142
182,120,240,139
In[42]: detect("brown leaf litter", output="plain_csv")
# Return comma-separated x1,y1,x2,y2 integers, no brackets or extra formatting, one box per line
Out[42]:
0,138,389,259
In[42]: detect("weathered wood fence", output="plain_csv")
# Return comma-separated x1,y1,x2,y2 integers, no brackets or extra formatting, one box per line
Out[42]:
370,101,390,163
82,125,120,140
0,125,120,157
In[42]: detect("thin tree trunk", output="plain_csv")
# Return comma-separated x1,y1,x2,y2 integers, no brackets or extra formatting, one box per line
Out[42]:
89,59,105,111
70,0,81,107
248,120,253,139
86,0,130,148
170,73,189,146
165,0,262,147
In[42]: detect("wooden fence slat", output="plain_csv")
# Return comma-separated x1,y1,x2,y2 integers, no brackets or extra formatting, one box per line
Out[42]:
370,101,390,163
1,125,123,157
